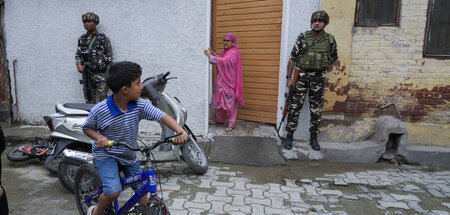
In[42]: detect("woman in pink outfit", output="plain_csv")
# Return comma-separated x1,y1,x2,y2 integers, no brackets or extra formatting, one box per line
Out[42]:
204,33,244,132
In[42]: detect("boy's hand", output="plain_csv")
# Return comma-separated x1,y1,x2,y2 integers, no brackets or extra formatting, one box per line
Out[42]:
173,130,188,145
96,136,110,148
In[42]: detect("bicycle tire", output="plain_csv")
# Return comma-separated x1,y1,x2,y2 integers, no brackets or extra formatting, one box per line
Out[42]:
7,143,33,162
73,164,102,215
147,196,170,215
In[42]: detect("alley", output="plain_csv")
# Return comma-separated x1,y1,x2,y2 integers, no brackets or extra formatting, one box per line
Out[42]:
2,145,450,215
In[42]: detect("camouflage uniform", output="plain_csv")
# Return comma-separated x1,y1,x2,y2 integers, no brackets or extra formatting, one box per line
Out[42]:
285,30,338,135
75,13,113,103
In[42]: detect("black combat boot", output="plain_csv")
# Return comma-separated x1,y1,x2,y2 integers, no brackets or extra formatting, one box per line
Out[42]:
284,133,293,150
310,133,320,151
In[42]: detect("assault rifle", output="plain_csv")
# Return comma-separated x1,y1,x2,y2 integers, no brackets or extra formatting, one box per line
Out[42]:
277,68,299,137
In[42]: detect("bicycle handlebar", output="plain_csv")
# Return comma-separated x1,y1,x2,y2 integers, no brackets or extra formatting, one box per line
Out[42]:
107,132,183,151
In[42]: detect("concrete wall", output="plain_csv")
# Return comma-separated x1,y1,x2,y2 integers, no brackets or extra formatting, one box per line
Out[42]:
347,0,449,124
4,0,210,135
278,0,320,140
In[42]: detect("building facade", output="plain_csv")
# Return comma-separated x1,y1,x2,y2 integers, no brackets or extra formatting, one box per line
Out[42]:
1,0,447,141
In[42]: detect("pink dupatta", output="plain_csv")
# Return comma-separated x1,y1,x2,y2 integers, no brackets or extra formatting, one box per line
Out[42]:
211,33,244,110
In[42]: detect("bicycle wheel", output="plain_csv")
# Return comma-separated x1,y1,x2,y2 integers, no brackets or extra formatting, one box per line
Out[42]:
7,143,33,162
147,196,170,215
73,164,102,215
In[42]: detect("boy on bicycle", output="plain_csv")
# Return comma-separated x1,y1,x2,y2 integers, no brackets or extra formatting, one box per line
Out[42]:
82,61,188,215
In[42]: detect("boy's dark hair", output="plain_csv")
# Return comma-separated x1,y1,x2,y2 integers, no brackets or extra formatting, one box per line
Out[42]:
106,61,142,93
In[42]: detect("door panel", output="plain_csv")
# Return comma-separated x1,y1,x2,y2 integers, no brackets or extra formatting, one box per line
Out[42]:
212,0,282,124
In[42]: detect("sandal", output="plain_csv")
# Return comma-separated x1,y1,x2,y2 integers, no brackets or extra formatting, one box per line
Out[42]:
224,127,234,132
209,121,223,125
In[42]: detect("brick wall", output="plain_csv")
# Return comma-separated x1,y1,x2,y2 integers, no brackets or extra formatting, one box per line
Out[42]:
347,0,449,124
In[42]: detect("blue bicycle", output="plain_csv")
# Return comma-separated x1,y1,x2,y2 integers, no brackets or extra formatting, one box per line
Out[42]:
73,134,181,215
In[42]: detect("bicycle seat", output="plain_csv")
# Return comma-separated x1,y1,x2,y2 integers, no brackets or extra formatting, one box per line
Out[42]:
63,103,96,111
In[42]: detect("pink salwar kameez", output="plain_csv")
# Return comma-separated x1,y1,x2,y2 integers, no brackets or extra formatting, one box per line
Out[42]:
209,33,244,128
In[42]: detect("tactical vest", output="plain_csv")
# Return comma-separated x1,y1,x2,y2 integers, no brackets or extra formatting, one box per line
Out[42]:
296,31,334,71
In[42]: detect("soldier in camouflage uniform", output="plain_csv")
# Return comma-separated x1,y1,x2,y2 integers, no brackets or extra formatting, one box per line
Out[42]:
284,10,338,150
75,12,113,103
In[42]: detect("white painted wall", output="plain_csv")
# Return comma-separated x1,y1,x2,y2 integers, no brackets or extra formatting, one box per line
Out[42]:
4,0,210,135
278,0,320,140
5,0,321,137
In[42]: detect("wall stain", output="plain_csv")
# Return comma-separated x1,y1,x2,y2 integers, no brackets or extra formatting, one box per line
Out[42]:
343,83,449,122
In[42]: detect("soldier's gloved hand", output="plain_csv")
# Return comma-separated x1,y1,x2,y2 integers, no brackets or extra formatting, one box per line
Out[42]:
77,64,84,74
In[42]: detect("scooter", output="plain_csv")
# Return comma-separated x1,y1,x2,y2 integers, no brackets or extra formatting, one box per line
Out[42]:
42,103,94,175
54,72,209,192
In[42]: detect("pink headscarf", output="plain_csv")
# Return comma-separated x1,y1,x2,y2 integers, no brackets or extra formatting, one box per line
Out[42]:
214,33,244,108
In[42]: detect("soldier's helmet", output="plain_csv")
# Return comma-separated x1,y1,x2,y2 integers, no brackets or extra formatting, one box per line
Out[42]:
311,10,329,25
82,12,99,24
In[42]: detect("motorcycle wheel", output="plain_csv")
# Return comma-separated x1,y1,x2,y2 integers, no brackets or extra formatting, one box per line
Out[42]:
181,133,208,175
7,143,33,162
58,160,79,193
45,154,63,175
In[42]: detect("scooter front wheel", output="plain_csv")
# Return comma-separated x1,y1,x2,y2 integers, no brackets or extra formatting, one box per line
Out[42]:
45,153,63,175
58,159,79,193
181,133,208,175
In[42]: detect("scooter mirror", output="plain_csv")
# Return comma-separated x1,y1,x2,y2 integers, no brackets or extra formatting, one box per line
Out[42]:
163,71,171,79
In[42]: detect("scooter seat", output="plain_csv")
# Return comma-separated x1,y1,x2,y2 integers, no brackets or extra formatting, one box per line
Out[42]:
63,103,95,112
55,103,90,115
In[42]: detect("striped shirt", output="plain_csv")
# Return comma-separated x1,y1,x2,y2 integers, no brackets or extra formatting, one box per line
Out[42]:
82,95,165,165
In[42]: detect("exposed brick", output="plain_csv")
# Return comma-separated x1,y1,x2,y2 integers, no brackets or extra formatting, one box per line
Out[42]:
417,98,438,105
400,110,425,116
443,93,450,99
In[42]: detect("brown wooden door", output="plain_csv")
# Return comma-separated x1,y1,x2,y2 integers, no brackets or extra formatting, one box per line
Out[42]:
212,0,282,124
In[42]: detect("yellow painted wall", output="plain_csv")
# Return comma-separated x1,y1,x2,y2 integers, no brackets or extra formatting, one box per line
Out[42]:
319,0,355,114
321,0,449,125
348,0,449,124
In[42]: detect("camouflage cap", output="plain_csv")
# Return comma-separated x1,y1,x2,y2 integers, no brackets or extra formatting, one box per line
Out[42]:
82,12,99,24
311,10,329,25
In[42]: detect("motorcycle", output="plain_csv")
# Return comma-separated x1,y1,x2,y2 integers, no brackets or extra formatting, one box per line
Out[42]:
55,72,209,192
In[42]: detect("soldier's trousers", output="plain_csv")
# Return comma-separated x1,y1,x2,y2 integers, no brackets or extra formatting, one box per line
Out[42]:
285,70,326,135
82,71,108,104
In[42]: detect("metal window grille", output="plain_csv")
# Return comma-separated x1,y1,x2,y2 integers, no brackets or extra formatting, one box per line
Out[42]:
355,0,401,27
424,0,450,57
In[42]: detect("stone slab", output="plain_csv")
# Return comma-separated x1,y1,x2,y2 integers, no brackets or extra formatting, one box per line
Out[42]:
210,136,285,166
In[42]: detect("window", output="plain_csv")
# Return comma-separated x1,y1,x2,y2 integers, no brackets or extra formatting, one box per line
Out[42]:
424,0,450,57
355,0,401,26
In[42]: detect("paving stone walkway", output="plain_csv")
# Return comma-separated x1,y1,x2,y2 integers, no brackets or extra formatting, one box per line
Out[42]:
151,163,450,215
3,152,450,215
